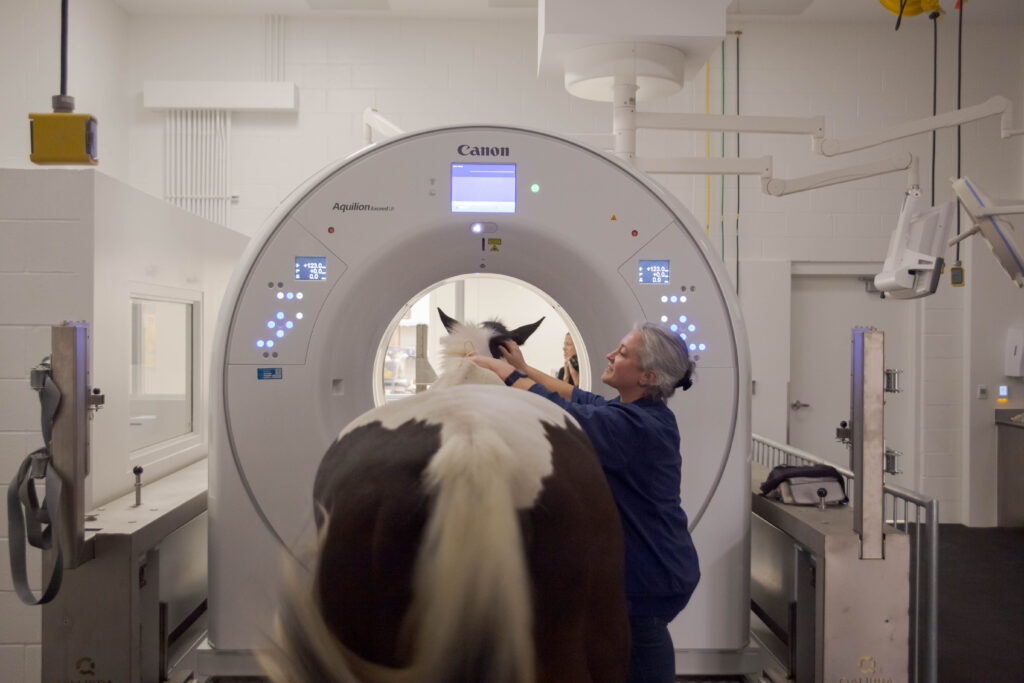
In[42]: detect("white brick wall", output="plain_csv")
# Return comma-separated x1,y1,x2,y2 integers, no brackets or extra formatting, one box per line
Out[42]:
0,168,94,681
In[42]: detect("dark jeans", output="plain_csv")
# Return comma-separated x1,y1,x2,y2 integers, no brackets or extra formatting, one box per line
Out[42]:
625,615,675,683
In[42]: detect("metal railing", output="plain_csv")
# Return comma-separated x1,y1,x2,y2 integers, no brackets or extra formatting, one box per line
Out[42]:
751,434,938,683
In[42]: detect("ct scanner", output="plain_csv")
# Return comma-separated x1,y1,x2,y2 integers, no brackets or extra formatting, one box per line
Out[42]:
204,125,755,675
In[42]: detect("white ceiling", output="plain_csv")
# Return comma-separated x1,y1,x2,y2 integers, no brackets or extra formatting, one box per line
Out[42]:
109,0,1024,24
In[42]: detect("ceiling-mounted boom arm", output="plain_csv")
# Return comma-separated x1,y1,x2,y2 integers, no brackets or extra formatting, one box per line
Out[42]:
764,153,916,197
363,107,404,145
818,96,1024,157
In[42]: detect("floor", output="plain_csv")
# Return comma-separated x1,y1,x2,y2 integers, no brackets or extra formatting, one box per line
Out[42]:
937,524,1024,682
201,525,1024,682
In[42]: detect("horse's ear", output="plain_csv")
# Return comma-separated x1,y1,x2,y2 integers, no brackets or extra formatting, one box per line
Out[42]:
437,308,460,333
507,317,544,345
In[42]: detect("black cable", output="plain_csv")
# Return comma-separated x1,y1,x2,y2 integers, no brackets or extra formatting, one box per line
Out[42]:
931,12,939,205
61,0,68,97
955,1,963,262
735,31,741,296
895,0,908,30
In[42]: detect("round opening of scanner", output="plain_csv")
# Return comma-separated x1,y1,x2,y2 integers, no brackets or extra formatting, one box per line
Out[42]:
374,273,590,406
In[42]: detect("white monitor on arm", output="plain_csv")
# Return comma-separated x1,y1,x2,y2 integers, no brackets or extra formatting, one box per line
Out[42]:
874,188,955,299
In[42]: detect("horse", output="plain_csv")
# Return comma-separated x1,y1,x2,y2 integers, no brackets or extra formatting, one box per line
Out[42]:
262,308,629,683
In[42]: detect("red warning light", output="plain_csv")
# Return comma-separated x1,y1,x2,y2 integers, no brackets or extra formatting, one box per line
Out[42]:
328,226,335,234
631,230,638,237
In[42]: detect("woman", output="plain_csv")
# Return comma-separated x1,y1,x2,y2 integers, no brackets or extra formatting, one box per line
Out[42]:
473,322,700,683
557,332,580,386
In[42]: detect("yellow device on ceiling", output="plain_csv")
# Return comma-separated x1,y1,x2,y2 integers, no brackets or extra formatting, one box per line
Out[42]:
29,112,98,165
30,0,98,166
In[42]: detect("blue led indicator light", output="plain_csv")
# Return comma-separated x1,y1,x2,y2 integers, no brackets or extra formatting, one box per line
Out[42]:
276,312,284,320
256,340,265,348
286,292,295,300
276,330,285,338
689,343,697,351
679,315,687,323
680,333,687,340
266,321,275,329
670,324,679,332
266,340,275,348
285,321,294,329
688,324,696,332
670,296,678,303
698,343,707,351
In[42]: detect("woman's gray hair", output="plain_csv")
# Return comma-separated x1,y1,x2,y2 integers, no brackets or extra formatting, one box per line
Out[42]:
634,322,695,401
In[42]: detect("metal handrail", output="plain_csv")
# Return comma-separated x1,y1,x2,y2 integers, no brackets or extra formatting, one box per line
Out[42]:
751,434,938,683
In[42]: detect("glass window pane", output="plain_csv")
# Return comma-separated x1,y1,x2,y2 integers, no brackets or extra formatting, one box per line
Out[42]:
130,299,194,451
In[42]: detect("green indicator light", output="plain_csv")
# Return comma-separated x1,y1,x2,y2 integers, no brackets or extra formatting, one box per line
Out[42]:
530,183,540,193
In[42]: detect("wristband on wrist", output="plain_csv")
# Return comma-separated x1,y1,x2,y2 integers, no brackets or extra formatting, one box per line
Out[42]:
504,369,528,386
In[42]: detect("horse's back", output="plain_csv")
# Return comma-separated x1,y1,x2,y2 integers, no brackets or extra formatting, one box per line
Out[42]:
524,418,630,683
312,385,629,682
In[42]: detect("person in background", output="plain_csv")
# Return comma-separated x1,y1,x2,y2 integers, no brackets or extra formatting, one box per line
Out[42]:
556,332,580,386
472,322,700,683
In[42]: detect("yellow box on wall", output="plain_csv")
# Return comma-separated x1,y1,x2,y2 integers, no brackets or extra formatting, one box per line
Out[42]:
28,112,98,165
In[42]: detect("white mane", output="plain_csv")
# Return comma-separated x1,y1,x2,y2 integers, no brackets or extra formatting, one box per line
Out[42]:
431,320,505,390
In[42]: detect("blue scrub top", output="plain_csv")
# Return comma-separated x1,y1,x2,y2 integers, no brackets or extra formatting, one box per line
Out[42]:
528,384,700,619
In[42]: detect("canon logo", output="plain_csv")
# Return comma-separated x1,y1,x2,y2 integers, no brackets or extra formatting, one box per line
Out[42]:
457,144,510,157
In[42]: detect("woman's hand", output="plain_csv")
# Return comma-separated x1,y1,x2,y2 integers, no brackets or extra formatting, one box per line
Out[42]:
498,340,527,370
471,354,516,380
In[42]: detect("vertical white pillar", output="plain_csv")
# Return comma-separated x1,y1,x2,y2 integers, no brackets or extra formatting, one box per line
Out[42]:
612,76,638,163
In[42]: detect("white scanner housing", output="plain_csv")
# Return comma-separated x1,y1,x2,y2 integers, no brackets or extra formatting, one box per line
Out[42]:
204,125,754,675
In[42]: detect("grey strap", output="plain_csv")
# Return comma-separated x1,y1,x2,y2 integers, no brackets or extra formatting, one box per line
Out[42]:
7,359,65,605
29,359,60,445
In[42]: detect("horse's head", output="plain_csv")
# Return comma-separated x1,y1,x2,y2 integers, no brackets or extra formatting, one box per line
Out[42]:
437,308,544,358
432,308,544,388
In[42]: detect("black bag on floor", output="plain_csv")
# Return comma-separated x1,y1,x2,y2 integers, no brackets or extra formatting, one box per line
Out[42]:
759,464,849,506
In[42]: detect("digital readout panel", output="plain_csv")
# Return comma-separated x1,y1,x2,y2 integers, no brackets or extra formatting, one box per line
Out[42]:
638,259,670,284
295,256,327,281
451,163,516,213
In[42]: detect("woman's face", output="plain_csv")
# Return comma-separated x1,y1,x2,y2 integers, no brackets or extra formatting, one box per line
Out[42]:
601,329,650,392
563,334,576,358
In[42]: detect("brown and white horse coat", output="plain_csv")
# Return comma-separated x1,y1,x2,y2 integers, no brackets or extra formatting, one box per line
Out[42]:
265,311,629,683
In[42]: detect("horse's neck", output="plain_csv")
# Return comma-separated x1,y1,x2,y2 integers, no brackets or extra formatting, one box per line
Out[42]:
432,358,504,390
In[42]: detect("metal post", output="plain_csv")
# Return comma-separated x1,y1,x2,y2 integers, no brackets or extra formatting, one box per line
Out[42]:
48,322,90,569
851,327,885,559
414,324,437,393
924,499,939,683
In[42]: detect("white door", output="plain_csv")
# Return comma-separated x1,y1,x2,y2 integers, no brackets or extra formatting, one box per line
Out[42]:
789,275,917,488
